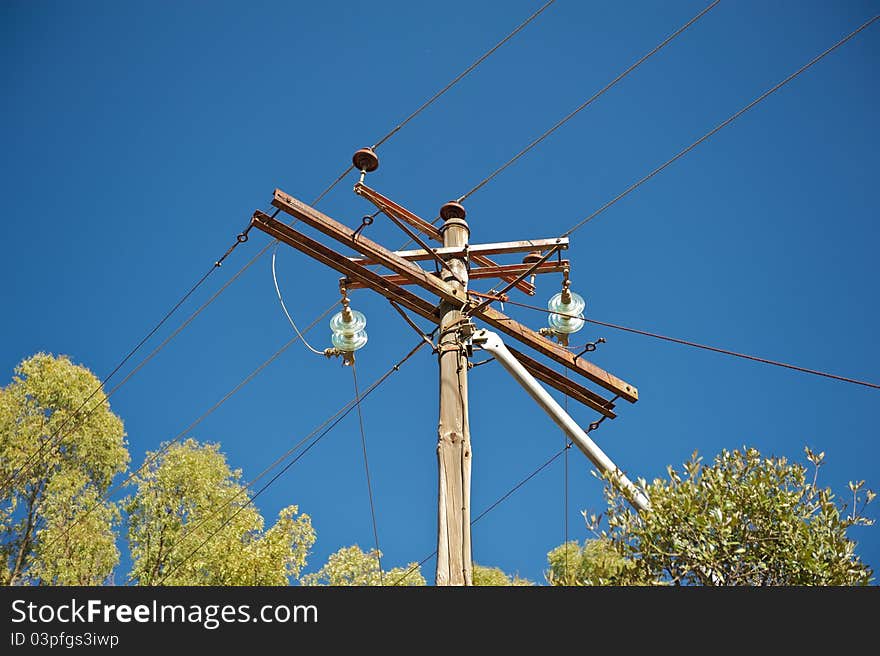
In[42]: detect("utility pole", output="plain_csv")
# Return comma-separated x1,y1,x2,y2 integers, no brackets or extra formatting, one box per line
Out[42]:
249,148,640,585
436,201,471,586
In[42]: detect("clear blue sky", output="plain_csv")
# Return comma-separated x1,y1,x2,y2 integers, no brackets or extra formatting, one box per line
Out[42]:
2,0,877,584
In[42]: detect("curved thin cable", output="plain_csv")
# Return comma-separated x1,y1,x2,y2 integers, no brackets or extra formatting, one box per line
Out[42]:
272,244,326,356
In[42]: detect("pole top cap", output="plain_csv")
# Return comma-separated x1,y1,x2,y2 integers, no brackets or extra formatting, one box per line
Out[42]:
439,200,466,221
352,148,379,172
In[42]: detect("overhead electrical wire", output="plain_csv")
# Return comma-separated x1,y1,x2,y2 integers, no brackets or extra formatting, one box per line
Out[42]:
352,363,384,582
388,0,719,252
22,0,557,575
139,340,424,583
311,0,557,206
23,4,875,587
457,0,721,203
0,237,272,498
504,299,880,390
277,10,879,586
8,0,550,498
154,340,428,585
32,302,340,559
273,0,558,347
561,14,880,236
375,0,557,151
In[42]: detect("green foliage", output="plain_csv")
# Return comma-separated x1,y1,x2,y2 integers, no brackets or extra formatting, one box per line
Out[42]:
301,545,426,586
1,354,128,585
575,446,874,586
472,564,533,586
546,538,642,586
125,439,315,585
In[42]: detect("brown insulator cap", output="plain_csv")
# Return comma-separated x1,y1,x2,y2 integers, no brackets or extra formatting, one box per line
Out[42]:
352,147,379,172
522,251,543,264
439,200,466,221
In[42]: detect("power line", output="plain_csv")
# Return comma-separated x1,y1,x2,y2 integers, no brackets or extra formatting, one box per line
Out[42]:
562,13,880,236
374,0,557,151
352,362,384,582
505,299,880,390
8,0,558,578
457,0,721,203
311,0,557,216
138,339,410,583
275,0,558,321
39,1,529,517
154,340,428,585
33,302,340,561
0,233,267,498
391,445,569,586
390,0,718,249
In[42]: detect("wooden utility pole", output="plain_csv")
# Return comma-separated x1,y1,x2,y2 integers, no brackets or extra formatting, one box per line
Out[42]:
436,201,472,586
249,148,639,585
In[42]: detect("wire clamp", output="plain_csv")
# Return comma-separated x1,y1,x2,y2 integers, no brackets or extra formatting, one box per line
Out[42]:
573,337,606,361
324,347,355,366
352,213,376,240
587,416,607,433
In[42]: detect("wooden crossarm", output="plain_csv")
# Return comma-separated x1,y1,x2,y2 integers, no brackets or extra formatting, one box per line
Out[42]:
263,194,638,403
250,210,620,417
355,183,539,296
344,260,569,290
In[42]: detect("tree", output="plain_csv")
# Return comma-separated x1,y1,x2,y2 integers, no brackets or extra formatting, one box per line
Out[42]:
472,564,533,586
554,446,874,586
0,353,128,585
546,538,640,586
301,545,426,586
125,439,315,585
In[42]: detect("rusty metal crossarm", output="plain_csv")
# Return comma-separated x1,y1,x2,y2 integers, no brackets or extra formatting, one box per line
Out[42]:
354,182,537,296
263,193,638,403
252,211,439,321
344,260,569,290
381,207,466,287
272,189,468,305
250,210,621,417
468,244,563,316
355,182,442,241
348,238,570,265
506,346,616,417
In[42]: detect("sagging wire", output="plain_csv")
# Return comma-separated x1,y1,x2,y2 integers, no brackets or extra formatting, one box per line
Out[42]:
0,234,270,499
154,339,428,585
272,244,325,356
32,302,340,562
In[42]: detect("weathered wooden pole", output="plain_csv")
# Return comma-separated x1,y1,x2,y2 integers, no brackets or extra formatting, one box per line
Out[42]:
435,200,472,586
